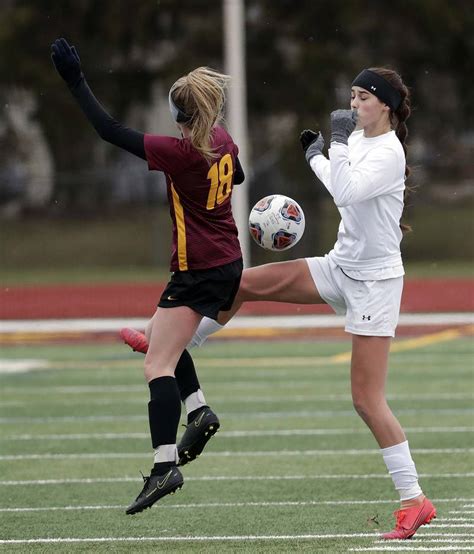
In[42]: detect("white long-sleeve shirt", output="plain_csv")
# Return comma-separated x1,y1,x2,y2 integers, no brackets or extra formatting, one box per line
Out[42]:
310,129,406,280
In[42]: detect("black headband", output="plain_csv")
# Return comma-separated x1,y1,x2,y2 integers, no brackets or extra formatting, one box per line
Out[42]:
352,69,402,111
168,88,193,123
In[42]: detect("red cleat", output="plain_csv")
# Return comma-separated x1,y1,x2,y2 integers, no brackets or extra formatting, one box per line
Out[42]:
382,498,436,540
119,328,149,354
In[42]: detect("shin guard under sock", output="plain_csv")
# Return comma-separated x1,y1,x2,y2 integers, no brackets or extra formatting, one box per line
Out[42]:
148,376,181,449
174,349,201,401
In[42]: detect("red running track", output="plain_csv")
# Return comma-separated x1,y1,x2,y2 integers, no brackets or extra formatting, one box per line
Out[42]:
1,279,473,320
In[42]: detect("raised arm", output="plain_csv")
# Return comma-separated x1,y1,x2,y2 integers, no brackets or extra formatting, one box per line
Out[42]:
51,38,146,160
328,109,401,206
300,128,332,192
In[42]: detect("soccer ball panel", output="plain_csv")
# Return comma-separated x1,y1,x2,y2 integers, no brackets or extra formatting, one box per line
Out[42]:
248,194,305,251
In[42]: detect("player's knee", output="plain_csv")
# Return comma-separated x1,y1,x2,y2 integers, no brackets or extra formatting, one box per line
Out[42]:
144,359,173,382
352,388,386,422
352,390,373,421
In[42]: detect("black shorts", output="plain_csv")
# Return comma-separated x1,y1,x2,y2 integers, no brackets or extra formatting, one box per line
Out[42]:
158,258,243,320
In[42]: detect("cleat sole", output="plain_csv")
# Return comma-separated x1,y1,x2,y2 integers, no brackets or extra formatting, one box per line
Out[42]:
178,421,220,466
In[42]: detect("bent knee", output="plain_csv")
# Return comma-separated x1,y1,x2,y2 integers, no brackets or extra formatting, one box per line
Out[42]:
144,359,174,382
352,391,387,420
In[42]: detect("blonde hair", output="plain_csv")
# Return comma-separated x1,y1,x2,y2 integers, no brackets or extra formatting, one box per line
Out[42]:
170,67,230,163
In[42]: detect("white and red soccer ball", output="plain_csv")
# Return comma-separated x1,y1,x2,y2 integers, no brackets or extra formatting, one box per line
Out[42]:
248,194,305,251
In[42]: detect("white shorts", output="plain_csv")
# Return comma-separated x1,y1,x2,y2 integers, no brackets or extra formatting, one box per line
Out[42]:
306,255,403,337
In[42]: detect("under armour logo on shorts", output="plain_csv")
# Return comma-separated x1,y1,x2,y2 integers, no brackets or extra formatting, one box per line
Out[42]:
362,315,371,321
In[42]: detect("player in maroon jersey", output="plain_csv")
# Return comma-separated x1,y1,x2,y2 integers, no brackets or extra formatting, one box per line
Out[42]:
51,38,244,514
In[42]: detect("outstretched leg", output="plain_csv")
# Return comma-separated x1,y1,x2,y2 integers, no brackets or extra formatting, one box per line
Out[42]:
192,259,326,347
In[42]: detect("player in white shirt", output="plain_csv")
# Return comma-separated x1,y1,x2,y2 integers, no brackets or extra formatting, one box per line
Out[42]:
121,67,436,539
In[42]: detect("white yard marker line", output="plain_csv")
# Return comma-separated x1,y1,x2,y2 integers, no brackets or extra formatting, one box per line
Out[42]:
1,407,473,423
0,534,379,545
3,427,472,441
430,523,474,528
2,386,472,399
0,473,472,486
2,532,474,546
375,539,474,543
0,498,471,513
449,511,474,514
0,359,50,374
349,541,472,552
0,448,471,461
4,394,473,406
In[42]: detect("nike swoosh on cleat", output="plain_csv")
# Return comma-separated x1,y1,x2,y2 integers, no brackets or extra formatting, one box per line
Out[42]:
408,504,435,533
194,411,206,427
145,470,173,497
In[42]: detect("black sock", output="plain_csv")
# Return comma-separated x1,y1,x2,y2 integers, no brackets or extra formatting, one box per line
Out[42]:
174,349,201,401
151,461,175,475
187,406,208,425
147,376,181,449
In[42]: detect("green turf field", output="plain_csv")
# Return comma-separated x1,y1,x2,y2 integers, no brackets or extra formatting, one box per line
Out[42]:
0,337,473,552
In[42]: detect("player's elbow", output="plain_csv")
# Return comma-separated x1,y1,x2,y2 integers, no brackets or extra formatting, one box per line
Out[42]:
96,126,114,143
333,194,352,208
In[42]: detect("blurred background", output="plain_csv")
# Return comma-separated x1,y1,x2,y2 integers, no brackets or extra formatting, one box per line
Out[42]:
0,0,473,286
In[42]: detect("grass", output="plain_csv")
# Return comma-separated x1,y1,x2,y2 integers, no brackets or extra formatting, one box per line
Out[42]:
0,336,473,552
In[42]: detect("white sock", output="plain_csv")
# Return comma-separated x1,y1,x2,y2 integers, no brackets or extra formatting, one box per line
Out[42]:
187,317,224,349
184,389,207,415
381,440,423,501
153,444,178,465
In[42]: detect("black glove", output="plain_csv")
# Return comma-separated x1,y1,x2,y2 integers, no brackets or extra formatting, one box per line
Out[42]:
51,38,84,90
330,109,358,145
300,129,325,163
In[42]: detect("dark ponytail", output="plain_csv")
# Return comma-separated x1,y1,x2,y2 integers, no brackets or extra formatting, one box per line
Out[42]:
370,67,412,233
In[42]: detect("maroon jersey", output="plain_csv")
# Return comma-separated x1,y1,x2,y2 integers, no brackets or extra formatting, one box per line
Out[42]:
144,126,242,271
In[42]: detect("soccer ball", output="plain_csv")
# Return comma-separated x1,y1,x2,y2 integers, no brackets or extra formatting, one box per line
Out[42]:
248,194,305,251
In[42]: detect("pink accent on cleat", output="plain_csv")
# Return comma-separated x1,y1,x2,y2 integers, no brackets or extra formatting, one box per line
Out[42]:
119,328,149,354
382,498,437,540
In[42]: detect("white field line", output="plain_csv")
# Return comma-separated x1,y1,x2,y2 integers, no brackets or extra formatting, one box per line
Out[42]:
0,359,50,373
349,544,472,552
2,427,472,441
0,385,472,399
0,473,472,486
450,511,474,514
2,395,474,406
0,534,376,545
0,448,472,462
2,532,474,546
1,408,473,424
430,524,474,528
374,539,474,544
2,312,473,333
439,517,474,521
1,389,472,402
0,497,471,513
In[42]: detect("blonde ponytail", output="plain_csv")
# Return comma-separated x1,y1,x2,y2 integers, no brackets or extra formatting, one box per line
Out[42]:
170,67,230,163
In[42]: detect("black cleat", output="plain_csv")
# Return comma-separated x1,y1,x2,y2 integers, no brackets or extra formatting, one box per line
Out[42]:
178,407,220,466
125,467,183,515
